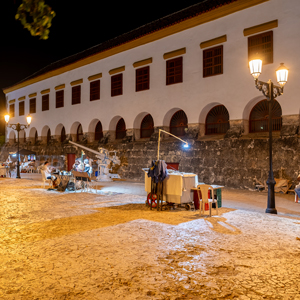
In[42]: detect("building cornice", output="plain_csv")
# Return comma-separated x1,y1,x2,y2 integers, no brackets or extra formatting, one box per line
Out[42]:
55,84,65,91
133,58,152,68
163,48,186,60
109,66,125,75
200,35,227,49
70,79,83,86
243,19,278,36
88,73,102,81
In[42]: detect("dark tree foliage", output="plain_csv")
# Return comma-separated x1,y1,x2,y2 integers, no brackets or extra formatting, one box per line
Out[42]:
15,0,55,40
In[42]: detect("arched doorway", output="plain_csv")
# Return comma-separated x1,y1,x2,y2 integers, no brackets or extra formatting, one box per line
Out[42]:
205,105,230,135
35,131,38,144
61,126,66,142
170,110,188,137
95,121,103,141
249,99,282,133
47,129,51,144
140,114,154,138
77,124,83,141
116,118,126,140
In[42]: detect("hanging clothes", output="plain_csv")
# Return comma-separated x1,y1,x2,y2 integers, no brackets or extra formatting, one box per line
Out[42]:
147,160,168,183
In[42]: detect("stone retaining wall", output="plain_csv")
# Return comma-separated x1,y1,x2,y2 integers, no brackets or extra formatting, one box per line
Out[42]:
1,133,299,189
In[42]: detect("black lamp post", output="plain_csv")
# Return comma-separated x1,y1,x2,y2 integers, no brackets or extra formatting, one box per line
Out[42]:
4,114,32,179
249,60,289,214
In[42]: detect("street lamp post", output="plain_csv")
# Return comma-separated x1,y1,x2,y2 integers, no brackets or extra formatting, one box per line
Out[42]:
157,129,189,161
4,114,32,179
249,60,289,214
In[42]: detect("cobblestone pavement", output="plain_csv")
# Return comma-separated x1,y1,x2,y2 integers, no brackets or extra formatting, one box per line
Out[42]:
0,177,300,300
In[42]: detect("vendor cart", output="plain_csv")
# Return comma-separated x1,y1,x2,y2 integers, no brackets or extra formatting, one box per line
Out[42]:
143,168,198,211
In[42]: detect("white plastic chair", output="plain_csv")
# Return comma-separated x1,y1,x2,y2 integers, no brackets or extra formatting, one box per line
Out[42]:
41,170,53,188
196,184,218,217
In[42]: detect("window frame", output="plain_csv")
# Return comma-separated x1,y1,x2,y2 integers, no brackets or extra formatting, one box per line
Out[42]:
42,94,49,111
111,73,123,97
9,103,15,118
29,98,36,114
166,56,183,85
136,66,150,92
203,45,223,78
248,31,273,65
56,90,64,108
72,85,81,105
19,101,25,116
90,80,100,101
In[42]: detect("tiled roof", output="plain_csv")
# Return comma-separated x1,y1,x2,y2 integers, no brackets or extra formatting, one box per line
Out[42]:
11,0,236,86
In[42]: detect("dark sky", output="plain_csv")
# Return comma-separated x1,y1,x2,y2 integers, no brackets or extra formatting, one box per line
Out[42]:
0,0,203,134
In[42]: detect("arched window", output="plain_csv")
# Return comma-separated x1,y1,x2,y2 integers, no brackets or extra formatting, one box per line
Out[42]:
77,124,83,141
249,99,282,133
61,126,66,142
47,129,51,144
116,118,126,140
170,110,188,137
35,131,38,144
140,114,154,138
205,105,230,135
95,121,103,141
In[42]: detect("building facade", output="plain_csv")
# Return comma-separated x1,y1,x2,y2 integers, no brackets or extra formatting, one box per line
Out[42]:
2,0,300,187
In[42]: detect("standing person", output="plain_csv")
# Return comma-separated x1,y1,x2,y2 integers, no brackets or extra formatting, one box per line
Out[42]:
84,159,92,177
295,174,300,200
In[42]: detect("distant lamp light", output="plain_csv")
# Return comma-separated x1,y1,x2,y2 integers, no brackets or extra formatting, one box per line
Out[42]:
4,114,10,124
276,63,289,87
249,59,262,79
26,114,32,125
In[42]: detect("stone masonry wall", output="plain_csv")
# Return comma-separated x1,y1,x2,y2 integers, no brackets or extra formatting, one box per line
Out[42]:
1,134,299,190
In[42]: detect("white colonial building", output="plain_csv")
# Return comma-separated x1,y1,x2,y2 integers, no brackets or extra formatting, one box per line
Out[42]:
3,0,300,145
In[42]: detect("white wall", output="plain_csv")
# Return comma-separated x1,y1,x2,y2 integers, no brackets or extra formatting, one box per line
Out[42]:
5,0,300,139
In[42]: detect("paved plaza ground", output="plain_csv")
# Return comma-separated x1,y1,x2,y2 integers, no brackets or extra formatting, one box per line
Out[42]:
0,174,300,300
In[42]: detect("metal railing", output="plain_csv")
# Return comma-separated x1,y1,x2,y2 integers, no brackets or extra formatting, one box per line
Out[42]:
249,117,282,133
205,122,229,135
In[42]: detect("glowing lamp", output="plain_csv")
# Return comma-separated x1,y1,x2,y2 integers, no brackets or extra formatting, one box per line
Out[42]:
26,114,32,125
276,63,289,87
4,114,10,124
249,59,262,79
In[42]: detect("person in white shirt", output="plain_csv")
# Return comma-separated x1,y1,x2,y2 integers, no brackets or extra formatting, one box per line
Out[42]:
40,161,52,179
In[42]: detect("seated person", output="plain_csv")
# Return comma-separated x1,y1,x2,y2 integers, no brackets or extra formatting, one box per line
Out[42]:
39,161,52,179
39,161,57,186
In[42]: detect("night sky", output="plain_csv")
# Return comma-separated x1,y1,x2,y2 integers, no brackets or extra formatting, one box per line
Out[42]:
0,0,203,135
